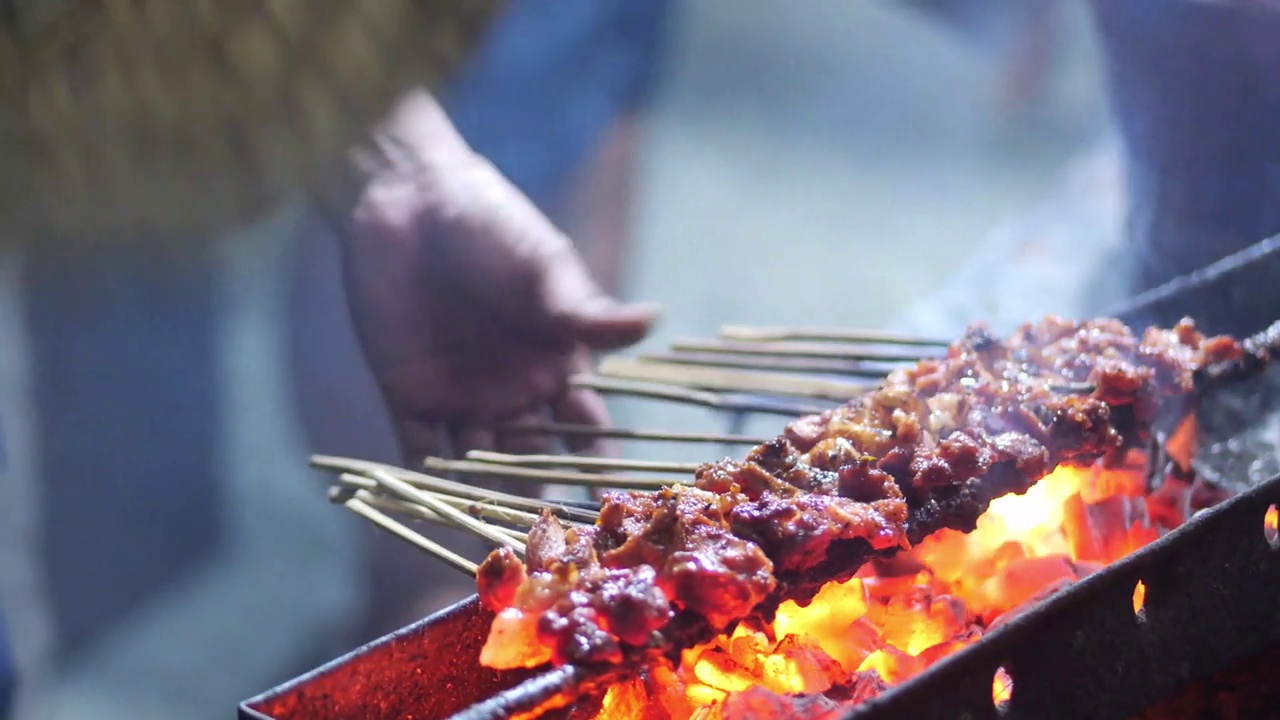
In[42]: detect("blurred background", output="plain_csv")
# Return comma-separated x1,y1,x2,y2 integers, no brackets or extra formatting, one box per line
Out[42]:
0,1,1132,717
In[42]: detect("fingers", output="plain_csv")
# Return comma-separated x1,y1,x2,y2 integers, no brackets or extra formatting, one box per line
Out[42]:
557,298,662,351
534,242,661,350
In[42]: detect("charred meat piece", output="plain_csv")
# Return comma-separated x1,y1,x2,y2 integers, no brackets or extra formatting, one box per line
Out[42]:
476,317,1243,672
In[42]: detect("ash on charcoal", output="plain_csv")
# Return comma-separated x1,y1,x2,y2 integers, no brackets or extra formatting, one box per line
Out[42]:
1192,366,1280,494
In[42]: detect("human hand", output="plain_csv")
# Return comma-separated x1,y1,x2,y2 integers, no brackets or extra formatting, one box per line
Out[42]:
335,92,659,466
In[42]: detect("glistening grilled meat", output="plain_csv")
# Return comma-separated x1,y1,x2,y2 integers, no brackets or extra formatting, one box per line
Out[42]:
474,317,1243,672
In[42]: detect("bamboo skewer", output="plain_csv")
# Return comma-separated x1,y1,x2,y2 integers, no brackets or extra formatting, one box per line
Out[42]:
719,325,950,347
605,356,1091,398
571,373,723,405
465,449,704,475
339,487,532,542
431,494,550,529
670,338,934,364
641,350,898,378
336,477,545,533
367,468,527,555
571,374,828,416
312,455,600,523
335,494,479,576
597,357,872,402
422,457,688,490
497,421,770,446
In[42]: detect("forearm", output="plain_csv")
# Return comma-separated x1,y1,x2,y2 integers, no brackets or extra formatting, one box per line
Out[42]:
316,89,481,228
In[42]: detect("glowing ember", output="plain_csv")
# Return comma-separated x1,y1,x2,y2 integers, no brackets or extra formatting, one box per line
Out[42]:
590,449,1200,720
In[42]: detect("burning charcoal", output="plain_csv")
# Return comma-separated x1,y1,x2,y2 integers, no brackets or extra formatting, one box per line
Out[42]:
869,554,926,577
683,683,728,711
1083,454,1148,503
866,586,966,655
1189,476,1234,511
984,554,1080,621
862,572,929,603
692,648,758,694
1087,495,1147,559
856,645,924,685
644,665,698,720
991,540,1029,570
814,616,884,675
726,627,773,674
1121,512,1161,557
835,670,892,704
594,678,652,720
1145,477,1191,530
773,577,870,648
1063,493,1106,563
986,578,1077,631
915,633,981,666
720,686,845,720
478,608,552,669
758,635,843,695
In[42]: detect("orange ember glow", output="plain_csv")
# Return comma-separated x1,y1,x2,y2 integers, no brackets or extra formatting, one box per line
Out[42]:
581,447,1189,720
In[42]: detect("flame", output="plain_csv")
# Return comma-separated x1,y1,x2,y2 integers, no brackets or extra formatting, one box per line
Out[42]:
590,447,1195,719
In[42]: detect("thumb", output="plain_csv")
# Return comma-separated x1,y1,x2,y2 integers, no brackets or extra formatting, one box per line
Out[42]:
537,246,660,351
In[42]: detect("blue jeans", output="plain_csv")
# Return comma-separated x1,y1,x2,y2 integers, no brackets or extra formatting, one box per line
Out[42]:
441,0,672,210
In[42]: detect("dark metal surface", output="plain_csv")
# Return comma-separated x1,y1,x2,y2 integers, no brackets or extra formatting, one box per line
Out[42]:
1110,230,1280,338
1108,231,1280,330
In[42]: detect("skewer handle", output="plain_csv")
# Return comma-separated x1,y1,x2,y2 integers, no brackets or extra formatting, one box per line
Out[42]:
719,325,949,347
335,493,478,576
597,357,870,402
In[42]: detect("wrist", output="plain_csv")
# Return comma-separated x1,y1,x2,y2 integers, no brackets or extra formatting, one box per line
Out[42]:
314,90,478,237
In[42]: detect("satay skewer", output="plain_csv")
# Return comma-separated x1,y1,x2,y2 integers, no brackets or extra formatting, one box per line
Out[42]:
336,476,548,531
422,457,687,490
670,338,934,364
719,325,950,347
570,375,828,416
597,357,874,401
496,421,770,446
367,468,527,555
332,491,479,576
464,449,703,474
312,455,600,523
640,350,899,378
